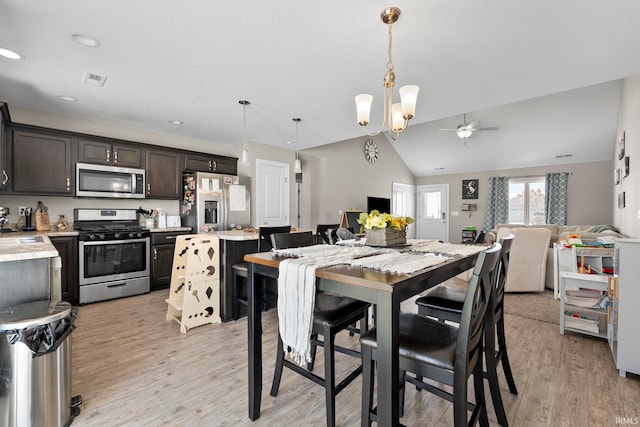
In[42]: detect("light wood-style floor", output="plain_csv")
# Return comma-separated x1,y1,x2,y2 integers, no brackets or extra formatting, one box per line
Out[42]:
68,290,640,426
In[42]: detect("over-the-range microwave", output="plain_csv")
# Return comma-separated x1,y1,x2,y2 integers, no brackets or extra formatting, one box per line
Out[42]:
76,163,145,198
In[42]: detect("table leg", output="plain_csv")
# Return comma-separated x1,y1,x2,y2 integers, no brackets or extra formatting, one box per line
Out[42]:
248,262,262,420
375,294,401,426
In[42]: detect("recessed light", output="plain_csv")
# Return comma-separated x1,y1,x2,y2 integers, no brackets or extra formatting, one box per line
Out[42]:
168,120,183,125
284,140,294,145
57,95,77,102
0,48,24,60
434,167,445,171
72,34,101,48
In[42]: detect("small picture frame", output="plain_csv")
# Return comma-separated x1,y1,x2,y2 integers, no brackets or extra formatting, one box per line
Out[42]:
618,192,626,209
618,132,626,160
624,156,630,177
462,179,479,199
615,168,621,185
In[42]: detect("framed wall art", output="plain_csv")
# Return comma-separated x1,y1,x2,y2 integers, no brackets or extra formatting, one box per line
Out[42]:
615,168,621,185
618,192,626,209
462,179,479,199
624,156,630,177
618,132,626,160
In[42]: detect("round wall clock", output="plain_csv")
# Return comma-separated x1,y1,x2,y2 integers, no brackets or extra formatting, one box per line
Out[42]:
364,139,378,163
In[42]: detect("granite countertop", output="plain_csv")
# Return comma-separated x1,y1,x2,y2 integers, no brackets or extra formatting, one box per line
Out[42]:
213,230,259,241
0,234,59,262
148,227,193,233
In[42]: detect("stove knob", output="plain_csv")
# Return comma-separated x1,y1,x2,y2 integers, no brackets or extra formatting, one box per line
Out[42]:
98,233,105,240
89,233,96,240
129,232,135,238
114,233,121,239
136,232,143,238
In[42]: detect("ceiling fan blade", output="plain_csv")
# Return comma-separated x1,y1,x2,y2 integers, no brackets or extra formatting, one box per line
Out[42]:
476,126,499,131
438,128,459,131
467,121,480,131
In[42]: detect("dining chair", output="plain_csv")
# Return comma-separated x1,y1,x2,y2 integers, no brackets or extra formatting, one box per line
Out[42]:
269,231,371,427
315,223,340,244
414,235,516,426
360,243,502,427
231,225,291,320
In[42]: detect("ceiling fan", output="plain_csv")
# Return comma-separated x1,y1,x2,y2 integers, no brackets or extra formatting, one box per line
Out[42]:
439,114,498,139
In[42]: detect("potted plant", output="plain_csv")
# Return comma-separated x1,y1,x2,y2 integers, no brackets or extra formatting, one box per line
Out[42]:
357,210,414,246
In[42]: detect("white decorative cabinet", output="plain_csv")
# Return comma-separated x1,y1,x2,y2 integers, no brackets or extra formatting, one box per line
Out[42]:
553,243,615,298
612,239,640,377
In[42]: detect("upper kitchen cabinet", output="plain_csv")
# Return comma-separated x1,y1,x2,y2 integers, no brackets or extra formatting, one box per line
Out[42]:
145,148,182,199
184,153,237,175
0,102,9,192
7,127,74,195
77,137,144,168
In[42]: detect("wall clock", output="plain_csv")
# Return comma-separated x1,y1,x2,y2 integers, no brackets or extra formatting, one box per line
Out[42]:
364,139,378,163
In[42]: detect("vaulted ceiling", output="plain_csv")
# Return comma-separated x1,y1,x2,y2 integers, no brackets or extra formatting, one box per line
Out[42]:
1,1,639,176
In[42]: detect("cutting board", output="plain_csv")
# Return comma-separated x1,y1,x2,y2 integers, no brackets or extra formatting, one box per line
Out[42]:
35,210,50,231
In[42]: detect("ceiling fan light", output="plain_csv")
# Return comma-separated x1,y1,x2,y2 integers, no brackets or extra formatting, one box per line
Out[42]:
399,85,419,119
391,103,406,132
355,94,373,126
457,129,472,139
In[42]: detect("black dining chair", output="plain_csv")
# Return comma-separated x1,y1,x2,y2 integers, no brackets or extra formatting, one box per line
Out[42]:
360,243,502,427
269,231,371,427
231,225,291,320
414,235,516,426
315,223,340,244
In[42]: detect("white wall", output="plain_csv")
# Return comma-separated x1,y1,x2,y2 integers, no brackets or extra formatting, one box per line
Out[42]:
614,75,640,238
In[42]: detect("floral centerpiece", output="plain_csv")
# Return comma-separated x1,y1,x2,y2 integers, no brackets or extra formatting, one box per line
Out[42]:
357,210,414,246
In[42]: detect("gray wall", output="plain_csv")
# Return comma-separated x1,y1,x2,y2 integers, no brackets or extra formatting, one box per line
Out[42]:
297,135,415,229
416,161,614,243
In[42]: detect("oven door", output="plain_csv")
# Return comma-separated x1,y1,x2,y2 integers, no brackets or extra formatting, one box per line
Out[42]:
79,237,150,286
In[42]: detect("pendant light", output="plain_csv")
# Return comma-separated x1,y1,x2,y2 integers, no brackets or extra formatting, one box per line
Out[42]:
239,100,250,166
293,118,302,173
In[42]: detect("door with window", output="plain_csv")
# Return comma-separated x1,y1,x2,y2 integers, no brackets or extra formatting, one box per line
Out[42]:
256,159,290,227
417,184,449,241
392,182,416,239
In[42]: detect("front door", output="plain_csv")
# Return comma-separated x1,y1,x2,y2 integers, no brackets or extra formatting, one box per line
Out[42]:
417,184,449,241
256,159,290,227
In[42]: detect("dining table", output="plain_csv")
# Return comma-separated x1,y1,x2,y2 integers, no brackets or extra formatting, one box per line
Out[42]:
244,241,482,426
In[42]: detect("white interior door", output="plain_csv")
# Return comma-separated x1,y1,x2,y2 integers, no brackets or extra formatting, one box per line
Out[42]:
417,184,449,241
256,159,290,226
392,182,416,239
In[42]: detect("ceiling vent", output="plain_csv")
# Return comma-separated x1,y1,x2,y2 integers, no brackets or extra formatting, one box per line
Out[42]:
83,72,107,87
555,154,573,159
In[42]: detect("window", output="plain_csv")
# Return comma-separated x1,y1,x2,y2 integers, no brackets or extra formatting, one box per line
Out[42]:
508,177,546,225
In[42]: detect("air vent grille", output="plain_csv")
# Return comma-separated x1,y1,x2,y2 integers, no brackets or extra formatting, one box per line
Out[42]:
555,154,573,159
83,72,107,87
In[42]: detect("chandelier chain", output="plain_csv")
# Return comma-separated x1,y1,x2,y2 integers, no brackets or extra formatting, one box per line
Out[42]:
387,23,394,71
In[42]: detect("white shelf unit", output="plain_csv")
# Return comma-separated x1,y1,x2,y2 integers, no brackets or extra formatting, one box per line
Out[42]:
559,272,611,339
611,239,640,377
553,244,615,298
165,234,222,333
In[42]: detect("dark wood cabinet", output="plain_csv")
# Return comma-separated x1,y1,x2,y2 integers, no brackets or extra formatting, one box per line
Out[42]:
77,137,144,168
0,102,8,192
49,236,79,305
8,129,74,195
145,148,183,199
151,230,190,290
184,153,237,175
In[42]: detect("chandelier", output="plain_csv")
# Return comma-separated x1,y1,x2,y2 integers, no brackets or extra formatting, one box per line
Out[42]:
355,7,419,140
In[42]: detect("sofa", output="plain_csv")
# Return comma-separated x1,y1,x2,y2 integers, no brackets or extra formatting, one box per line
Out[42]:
485,224,624,290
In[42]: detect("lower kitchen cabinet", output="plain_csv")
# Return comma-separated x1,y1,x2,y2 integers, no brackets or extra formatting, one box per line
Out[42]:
49,236,78,305
151,230,190,290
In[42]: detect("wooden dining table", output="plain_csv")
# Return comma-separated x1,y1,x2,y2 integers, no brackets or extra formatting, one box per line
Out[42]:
244,246,479,426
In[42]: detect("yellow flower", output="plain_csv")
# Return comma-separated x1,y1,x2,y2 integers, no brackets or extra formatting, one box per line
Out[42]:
357,210,414,232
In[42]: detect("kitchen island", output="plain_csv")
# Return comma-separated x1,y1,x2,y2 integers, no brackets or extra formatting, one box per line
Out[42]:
0,233,63,307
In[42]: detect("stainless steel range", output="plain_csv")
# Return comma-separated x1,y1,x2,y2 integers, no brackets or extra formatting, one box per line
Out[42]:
74,208,150,304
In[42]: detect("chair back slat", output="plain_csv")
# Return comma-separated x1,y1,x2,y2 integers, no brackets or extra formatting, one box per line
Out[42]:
258,225,292,252
456,243,502,371
494,234,514,319
270,231,315,250
315,223,340,244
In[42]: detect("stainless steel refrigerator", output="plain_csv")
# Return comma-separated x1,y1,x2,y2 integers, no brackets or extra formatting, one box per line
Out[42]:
181,172,251,232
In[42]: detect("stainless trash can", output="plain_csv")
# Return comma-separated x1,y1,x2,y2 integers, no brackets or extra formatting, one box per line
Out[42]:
0,300,80,427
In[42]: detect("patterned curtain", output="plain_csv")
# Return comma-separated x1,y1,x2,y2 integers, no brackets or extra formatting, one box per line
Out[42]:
545,172,569,225
483,176,509,231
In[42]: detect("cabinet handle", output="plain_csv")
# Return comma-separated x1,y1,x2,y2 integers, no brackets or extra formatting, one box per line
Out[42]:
114,150,118,163
154,248,157,260
212,161,217,171
165,235,177,240
66,177,70,191
1,170,7,186
208,160,212,171
147,183,151,195
106,149,110,163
